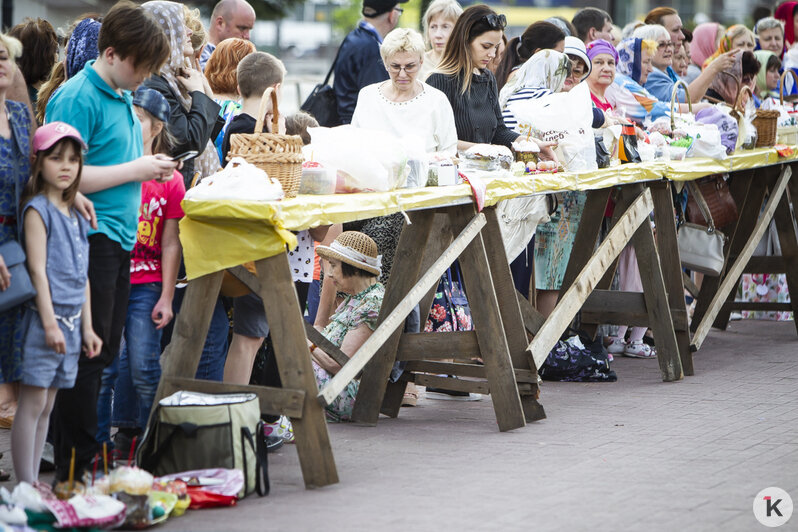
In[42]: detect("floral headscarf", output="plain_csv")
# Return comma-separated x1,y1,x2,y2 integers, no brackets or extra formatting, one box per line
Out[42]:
703,25,753,69
142,1,220,179
691,23,722,68
66,18,101,79
616,38,642,84
498,49,570,107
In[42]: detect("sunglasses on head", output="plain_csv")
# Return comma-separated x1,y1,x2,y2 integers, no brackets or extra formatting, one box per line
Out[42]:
481,13,506,30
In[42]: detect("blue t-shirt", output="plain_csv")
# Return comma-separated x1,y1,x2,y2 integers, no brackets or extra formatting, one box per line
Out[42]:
46,60,143,251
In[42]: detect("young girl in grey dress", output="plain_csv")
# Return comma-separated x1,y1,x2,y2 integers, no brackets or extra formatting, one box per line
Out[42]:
11,122,102,484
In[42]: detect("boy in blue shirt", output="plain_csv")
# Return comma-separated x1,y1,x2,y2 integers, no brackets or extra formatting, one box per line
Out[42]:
45,0,175,482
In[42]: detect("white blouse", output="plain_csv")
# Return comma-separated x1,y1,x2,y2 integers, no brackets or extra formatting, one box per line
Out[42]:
351,81,458,156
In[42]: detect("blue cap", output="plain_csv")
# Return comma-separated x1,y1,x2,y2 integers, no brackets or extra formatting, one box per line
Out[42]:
132,87,170,123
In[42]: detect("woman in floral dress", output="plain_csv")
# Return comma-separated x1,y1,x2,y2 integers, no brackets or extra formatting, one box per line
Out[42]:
310,232,385,422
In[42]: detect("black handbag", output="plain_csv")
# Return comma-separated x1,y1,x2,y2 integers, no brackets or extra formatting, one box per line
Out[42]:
300,47,342,127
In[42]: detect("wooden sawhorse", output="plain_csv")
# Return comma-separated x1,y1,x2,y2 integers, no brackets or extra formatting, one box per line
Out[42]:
152,252,338,489
690,163,797,348
524,183,687,382
318,202,545,432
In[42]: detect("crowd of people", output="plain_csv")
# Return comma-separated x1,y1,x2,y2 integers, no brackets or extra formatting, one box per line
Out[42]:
0,0,793,488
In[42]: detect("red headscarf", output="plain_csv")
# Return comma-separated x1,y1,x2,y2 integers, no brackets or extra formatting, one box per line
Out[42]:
775,1,798,46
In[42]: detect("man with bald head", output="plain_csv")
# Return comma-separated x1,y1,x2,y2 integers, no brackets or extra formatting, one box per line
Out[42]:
200,0,256,70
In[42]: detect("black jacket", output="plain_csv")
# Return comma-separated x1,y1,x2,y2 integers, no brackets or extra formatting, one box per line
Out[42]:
143,74,224,187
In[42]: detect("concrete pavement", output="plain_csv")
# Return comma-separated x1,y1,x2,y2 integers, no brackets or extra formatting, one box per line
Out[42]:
1,319,796,531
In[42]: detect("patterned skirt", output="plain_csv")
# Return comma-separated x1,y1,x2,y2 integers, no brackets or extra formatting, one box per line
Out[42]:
534,191,587,290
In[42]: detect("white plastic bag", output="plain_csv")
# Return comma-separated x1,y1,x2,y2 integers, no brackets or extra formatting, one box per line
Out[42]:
684,123,726,160
306,126,410,192
185,157,284,201
504,83,597,172
497,196,550,262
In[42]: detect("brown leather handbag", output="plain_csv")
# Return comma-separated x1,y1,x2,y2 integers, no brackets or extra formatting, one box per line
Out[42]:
685,175,738,229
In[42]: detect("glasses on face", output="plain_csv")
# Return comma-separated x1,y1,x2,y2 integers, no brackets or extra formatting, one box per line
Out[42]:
658,41,675,50
388,62,418,74
481,13,507,30
393,6,404,15
569,59,586,78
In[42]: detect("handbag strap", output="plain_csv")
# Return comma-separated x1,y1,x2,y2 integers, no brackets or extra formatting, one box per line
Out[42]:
686,180,717,232
242,424,270,496
321,45,343,86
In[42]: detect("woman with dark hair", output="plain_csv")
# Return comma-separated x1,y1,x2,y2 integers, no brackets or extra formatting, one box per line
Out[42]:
705,51,761,105
8,18,59,106
494,21,566,90
426,4,518,151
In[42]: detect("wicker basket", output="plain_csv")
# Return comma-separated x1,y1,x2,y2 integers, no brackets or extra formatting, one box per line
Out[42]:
776,70,798,146
669,79,693,131
731,83,779,148
227,87,304,198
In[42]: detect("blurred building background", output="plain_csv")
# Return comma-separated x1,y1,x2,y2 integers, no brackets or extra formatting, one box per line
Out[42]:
1,0,785,111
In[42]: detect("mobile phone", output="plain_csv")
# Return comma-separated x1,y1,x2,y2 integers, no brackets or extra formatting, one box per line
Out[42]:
171,150,198,162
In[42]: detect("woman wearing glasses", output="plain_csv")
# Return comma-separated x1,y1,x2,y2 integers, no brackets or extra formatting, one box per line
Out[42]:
636,24,736,103
426,5,518,151
352,27,457,155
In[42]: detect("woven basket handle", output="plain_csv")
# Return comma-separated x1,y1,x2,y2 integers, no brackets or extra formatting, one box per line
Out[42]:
733,84,754,113
779,69,798,106
670,79,692,131
254,87,280,134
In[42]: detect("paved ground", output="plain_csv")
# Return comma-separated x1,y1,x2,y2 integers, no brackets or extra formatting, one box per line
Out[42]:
1,319,796,531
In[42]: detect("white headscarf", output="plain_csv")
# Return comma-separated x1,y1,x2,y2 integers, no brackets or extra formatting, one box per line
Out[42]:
142,1,220,180
499,49,570,108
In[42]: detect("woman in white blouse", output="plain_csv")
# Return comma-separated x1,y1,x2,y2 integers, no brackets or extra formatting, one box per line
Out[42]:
351,27,457,156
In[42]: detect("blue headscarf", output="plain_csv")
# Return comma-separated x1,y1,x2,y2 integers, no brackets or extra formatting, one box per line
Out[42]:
617,38,642,85
66,18,101,79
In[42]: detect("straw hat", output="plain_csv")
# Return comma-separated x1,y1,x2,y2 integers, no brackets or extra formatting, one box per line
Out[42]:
316,231,382,277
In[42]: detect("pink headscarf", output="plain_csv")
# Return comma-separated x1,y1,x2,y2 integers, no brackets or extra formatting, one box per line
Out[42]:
691,22,722,68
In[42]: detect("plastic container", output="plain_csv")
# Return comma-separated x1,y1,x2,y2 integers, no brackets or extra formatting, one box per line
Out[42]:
299,164,336,195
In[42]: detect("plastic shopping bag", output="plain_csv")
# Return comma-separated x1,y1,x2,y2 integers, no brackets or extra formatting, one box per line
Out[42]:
505,83,597,172
305,126,414,192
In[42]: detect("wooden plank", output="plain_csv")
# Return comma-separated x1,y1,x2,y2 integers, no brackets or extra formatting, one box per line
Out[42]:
649,181,694,376
319,212,486,406
405,360,486,379
416,212,454,321
414,374,490,394
682,273,699,298
396,331,480,361
629,211,683,382
692,165,793,350
558,187,613,297
722,302,794,311
161,376,306,418
352,210,435,425
743,256,788,274
153,271,224,410
255,254,338,488
227,264,260,293
772,176,798,335
517,290,546,335
304,322,350,369
449,205,525,432
527,189,654,370
481,207,544,422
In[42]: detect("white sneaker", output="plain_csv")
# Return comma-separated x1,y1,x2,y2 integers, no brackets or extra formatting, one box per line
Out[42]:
606,338,627,354
623,341,656,359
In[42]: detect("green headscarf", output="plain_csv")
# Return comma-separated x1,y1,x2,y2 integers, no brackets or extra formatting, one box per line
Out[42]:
754,50,778,99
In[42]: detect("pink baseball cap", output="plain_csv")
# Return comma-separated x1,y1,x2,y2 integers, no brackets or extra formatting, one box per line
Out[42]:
32,122,88,153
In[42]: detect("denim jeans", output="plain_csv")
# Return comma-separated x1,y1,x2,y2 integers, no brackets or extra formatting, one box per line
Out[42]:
114,283,163,429
168,288,229,382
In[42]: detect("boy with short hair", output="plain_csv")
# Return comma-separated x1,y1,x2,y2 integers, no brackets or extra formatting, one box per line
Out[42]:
45,0,176,481
572,7,614,44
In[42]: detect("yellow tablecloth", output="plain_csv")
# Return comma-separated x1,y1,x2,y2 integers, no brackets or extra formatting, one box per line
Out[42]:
180,147,798,280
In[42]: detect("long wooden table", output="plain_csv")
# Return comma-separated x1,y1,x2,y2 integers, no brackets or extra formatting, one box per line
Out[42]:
157,149,798,489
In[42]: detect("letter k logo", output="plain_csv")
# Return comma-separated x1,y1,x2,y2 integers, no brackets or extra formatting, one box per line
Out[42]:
765,496,784,517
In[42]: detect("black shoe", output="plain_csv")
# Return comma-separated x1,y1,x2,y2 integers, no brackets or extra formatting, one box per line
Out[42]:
425,386,470,397
263,435,284,453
